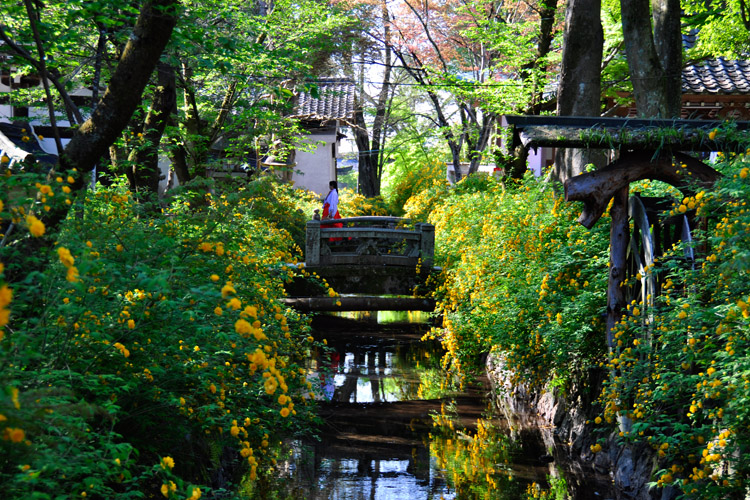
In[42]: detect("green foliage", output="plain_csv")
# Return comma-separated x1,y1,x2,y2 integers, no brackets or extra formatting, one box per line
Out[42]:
337,188,389,217
420,174,609,384
0,173,327,498
593,158,750,497
385,153,448,216
683,0,750,59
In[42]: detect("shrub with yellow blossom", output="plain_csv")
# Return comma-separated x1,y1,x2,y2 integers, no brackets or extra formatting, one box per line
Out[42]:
0,175,322,498
593,156,750,498
414,173,610,387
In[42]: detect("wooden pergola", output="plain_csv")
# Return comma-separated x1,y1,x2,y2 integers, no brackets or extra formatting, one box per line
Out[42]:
501,115,750,348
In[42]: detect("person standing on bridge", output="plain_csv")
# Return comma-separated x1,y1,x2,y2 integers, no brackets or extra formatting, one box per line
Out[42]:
322,180,343,241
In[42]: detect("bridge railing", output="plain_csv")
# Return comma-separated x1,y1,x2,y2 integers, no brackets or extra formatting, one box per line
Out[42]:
305,216,434,268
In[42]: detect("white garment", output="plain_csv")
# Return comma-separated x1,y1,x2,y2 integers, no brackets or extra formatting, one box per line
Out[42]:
324,188,338,216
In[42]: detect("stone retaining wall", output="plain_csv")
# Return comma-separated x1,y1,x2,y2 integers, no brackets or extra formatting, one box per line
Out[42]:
486,352,675,500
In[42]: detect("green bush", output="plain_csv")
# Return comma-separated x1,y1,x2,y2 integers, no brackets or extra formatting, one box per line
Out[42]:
0,174,323,499
595,157,750,497
421,173,610,385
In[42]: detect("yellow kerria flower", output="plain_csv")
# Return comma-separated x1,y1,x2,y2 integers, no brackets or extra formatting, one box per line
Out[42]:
113,342,130,358
241,305,257,318
26,215,45,237
221,283,236,297
0,284,12,308
57,247,75,267
127,319,135,329
210,274,219,282
264,377,278,395
160,456,175,470
280,407,290,418
10,387,19,409
66,266,80,283
214,306,223,316
4,427,25,443
235,319,251,335
188,487,201,500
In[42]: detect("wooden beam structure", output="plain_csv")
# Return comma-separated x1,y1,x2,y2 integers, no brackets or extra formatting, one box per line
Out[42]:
500,114,750,154
565,150,719,228
500,114,734,349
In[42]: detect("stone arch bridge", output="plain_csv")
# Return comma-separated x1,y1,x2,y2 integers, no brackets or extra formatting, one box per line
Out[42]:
283,216,438,312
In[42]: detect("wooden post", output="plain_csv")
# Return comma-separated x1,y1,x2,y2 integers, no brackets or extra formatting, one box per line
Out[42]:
606,187,629,350
417,223,435,267
306,220,320,267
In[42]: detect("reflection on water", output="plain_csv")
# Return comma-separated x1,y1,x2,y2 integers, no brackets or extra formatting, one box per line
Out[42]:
259,315,549,500
250,314,611,500
315,330,448,404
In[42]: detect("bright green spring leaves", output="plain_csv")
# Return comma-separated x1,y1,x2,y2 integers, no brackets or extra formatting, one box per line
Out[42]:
413,175,610,386
0,177,320,498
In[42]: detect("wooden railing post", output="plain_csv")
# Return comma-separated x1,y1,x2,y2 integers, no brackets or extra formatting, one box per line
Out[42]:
417,223,434,267
306,220,321,266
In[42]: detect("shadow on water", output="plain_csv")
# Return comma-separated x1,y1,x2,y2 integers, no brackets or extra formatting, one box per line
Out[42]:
254,313,615,500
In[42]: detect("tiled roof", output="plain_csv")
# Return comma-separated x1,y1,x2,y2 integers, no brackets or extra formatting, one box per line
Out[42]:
0,122,57,169
290,79,355,122
682,58,750,95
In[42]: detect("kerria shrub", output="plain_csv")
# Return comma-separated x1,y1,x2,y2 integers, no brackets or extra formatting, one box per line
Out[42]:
592,156,750,499
414,173,610,388
0,172,325,499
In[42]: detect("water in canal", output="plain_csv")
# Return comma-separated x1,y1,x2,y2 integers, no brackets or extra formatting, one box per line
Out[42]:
262,312,613,500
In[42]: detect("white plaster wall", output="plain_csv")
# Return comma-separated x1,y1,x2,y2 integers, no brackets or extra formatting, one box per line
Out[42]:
0,106,12,122
527,147,556,177
292,128,337,196
158,155,177,195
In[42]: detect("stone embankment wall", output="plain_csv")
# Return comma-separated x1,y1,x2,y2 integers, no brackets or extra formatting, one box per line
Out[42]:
486,352,676,500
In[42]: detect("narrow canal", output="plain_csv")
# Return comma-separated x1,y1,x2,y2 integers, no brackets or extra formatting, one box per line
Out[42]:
265,312,615,499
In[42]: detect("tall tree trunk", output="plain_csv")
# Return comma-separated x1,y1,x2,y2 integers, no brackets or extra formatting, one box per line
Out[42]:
43,0,179,229
356,0,392,198
553,0,604,184
621,0,670,117
130,62,176,194
652,0,682,117
466,111,496,174
354,102,378,196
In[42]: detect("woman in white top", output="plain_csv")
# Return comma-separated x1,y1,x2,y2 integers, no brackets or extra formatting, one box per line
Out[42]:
322,181,343,240
322,181,340,219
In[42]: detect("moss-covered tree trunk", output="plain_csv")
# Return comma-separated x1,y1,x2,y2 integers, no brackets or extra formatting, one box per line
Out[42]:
43,0,179,228
552,0,604,184
129,62,177,194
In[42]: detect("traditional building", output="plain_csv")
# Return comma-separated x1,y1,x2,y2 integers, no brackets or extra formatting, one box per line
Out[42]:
284,78,355,196
607,58,750,120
